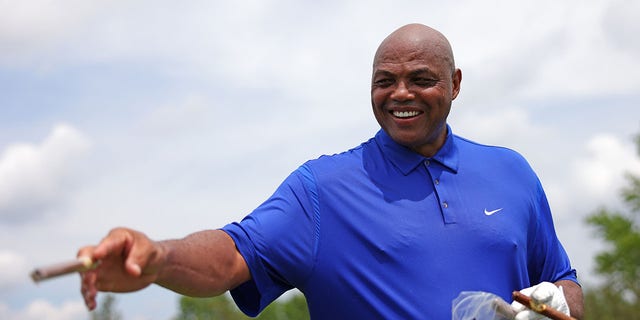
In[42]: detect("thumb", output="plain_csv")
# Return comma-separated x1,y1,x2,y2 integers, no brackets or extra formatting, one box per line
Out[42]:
125,259,142,277
530,282,557,304
123,232,161,278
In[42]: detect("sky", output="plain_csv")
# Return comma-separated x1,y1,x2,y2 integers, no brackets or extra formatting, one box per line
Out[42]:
1,0,639,319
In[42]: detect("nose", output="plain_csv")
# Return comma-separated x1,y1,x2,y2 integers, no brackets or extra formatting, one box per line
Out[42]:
390,81,414,101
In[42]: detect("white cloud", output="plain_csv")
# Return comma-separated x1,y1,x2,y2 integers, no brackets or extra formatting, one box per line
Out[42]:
0,0,281,72
3,0,636,105
572,133,640,201
522,1,640,98
0,0,109,68
0,124,91,223
448,0,640,101
0,300,85,320
448,105,550,150
543,132,640,224
602,0,640,56
0,250,28,290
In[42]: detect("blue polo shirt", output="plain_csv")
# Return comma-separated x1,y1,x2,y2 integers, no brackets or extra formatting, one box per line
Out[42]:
222,127,577,319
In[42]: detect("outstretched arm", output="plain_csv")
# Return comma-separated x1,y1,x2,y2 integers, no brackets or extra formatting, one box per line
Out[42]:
78,228,250,310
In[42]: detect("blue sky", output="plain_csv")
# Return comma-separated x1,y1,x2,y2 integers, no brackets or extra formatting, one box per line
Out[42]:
1,0,640,319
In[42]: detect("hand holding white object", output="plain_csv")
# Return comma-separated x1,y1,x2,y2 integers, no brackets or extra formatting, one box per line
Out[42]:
511,282,570,320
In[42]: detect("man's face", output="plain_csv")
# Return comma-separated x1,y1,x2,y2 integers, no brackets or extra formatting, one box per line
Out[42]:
371,41,461,157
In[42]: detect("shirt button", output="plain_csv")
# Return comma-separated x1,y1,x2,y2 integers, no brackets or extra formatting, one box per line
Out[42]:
443,202,449,208
425,160,430,166
434,179,440,185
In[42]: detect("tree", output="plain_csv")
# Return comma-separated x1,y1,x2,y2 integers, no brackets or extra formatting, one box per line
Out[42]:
174,292,309,320
174,293,247,320
91,294,123,320
584,134,640,319
254,293,309,320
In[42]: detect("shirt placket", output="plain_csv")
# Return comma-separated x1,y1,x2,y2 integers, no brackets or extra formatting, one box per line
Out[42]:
424,159,456,224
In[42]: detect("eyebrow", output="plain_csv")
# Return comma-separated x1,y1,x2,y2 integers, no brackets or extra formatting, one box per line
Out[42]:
372,70,394,78
408,68,437,77
373,67,437,78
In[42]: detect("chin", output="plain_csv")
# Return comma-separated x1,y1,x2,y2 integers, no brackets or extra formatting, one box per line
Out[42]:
389,132,423,148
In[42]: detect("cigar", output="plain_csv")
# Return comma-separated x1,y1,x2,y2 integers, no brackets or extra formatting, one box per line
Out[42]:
512,291,576,320
30,257,98,283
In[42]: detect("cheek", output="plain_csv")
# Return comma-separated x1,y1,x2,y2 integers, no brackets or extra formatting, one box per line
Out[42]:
371,104,386,126
370,90,384,108
432,85,453,101
370,94,388,127
421,88,452,108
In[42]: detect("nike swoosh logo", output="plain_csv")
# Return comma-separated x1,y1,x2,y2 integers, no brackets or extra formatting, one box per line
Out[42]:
484,208,503,216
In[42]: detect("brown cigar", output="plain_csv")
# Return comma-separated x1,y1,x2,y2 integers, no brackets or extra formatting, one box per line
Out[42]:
30,257,98,283
512,291,576,320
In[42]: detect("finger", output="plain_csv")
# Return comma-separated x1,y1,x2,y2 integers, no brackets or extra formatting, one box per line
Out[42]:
531,282,556,304
77,246,96,263
510,300,526,313
80,271,98,310
93,228,132,260
123,234,156,277
85,290,97,311
84,287,97,310
125,259,142,277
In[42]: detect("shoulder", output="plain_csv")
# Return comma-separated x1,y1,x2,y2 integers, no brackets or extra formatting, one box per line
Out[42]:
455,135,529,163
295,137,378,186
453,134,538,181
303,137,373,170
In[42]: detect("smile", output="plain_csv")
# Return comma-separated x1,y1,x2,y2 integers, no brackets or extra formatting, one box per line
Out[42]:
392,110,422,118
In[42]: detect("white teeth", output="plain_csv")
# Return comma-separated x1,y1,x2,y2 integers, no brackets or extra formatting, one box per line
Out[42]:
393,111,420,118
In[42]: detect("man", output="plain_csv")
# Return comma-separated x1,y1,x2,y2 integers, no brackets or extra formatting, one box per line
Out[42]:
79,24,584,319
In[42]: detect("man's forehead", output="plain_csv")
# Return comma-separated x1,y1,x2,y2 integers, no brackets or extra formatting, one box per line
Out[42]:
375,38,450,63
373,62,440,78
376,43,424,61
373,24,455,72
374,47,448,72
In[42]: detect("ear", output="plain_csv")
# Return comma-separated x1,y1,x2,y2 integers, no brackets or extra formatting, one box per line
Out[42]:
451,68,462,100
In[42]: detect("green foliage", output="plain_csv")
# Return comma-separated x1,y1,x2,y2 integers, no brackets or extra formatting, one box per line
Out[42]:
622,173,640,213
584,134,640,319
174,292,309,320
256,294,309,320
584,285,638,320
175,293,246,320
91,294,122,320
586,207,640,294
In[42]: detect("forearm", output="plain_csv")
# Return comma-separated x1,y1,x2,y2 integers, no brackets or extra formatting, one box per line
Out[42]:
155,229,250,297
555,280,584,319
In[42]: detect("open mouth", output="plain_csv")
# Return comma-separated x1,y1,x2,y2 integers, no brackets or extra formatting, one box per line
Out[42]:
392,110,422,119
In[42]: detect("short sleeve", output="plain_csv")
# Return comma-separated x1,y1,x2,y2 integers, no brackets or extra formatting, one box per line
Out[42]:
221,165,319,316
527,180,578,285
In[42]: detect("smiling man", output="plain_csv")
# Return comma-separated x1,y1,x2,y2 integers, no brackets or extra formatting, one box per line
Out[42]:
78,24,584,319
371,24,460,158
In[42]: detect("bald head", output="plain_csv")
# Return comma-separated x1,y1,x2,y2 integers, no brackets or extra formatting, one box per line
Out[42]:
373,24,456,73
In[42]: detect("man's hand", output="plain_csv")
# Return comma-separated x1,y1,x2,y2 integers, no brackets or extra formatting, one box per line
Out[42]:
77,227,166,310
511,282,570,320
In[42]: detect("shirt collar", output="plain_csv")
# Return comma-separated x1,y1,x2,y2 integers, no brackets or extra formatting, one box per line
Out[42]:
375,125,459,175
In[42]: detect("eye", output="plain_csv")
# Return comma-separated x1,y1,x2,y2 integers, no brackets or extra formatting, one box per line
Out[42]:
413,77,437,87
373,78,394,88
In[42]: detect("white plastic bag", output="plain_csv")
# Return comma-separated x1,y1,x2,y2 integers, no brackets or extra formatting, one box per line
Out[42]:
452,291,516,320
